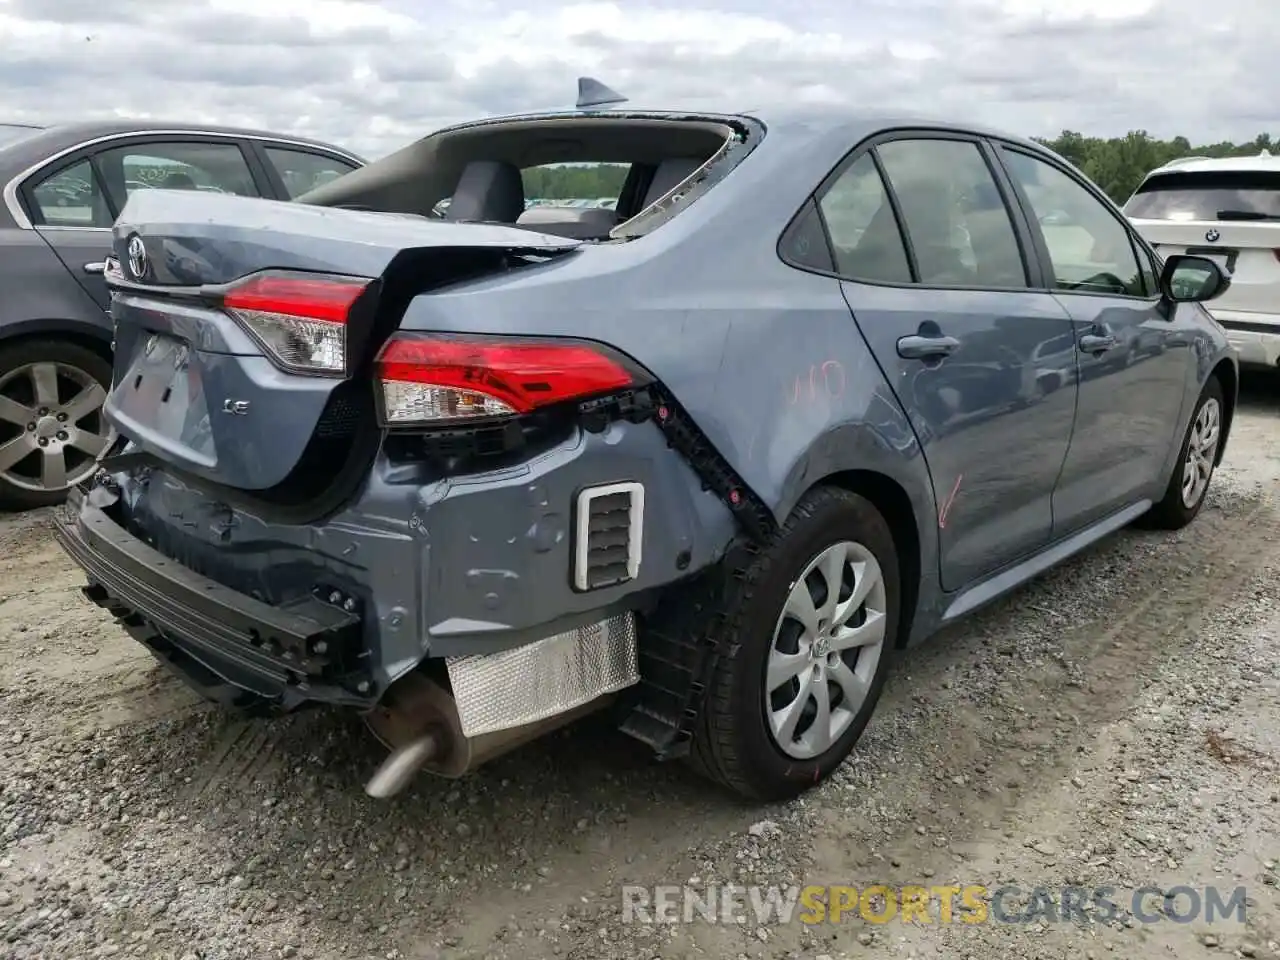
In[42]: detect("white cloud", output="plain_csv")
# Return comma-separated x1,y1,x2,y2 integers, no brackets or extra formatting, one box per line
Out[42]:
0,0,1274,159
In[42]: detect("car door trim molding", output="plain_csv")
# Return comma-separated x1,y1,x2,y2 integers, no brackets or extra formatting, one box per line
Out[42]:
4,130,363,230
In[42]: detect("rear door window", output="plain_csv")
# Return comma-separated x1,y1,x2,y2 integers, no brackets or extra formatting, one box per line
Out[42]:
818,153,913,283
29,159,112,228
875,138,1029,288
96,141,261,211
264,147,359,199
1125,170,1280,221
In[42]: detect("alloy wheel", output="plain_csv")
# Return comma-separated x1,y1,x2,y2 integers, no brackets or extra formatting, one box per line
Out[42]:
0,361,111,493
1180,396,1221,509
764,539,888,760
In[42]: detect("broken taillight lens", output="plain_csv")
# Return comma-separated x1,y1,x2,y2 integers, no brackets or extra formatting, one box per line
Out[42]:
374,333,645,425
221,270,372,375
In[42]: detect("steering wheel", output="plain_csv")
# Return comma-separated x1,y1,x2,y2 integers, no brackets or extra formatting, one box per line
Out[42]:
1063,272,1128,294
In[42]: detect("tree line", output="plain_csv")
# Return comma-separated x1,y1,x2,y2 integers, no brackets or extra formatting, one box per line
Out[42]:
528,132,1279,206
1034,131,1277,204
524,163,629,200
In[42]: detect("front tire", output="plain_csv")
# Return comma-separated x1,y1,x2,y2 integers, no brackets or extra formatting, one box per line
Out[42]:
688,486,901,801
1138,375,1224,530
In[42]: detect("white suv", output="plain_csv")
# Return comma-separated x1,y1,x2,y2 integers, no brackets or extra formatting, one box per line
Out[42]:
1125,151,1280,370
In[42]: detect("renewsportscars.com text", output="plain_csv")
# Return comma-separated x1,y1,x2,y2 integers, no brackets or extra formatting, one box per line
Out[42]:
621,884,1248,925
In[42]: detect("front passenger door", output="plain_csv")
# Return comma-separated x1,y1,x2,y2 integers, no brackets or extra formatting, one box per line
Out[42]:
997,147,1191,535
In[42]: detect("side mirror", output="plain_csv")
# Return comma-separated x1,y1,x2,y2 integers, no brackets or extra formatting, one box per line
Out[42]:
1159,254,1231,304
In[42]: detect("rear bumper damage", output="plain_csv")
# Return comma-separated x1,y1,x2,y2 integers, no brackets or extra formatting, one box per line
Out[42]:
56,483,645,792
53,415,742,793
54,488,369,710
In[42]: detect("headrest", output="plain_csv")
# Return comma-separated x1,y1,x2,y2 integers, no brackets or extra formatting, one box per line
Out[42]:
642,157,704,208
446,160,525,223
966,181,1004,211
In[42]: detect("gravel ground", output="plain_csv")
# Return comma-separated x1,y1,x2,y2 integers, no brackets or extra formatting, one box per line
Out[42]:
2,373,1278,960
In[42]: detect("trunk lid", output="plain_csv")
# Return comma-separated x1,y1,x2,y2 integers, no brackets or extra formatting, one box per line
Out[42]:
103,190,579,494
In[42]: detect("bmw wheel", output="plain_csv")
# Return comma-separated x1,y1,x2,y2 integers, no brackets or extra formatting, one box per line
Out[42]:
689,486,900,801
0,339,113,510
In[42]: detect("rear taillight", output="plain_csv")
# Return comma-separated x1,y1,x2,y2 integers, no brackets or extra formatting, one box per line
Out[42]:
221,270,372,375
374,333,646,425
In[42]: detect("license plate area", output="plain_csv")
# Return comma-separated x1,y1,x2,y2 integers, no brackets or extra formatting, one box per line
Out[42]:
1181,245,1239,276
112,333,215,462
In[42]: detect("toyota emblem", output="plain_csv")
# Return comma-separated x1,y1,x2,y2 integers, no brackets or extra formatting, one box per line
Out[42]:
1205,228,1220,243
126,235,148,279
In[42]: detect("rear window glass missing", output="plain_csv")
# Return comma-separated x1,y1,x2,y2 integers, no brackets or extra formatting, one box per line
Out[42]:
522,163,629,211
1125,170,1280,220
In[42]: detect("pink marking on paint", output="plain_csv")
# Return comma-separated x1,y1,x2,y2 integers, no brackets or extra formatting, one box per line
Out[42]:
938,473,963,529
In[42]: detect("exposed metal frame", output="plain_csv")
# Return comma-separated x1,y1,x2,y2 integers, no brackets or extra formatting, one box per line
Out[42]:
3,129,364,230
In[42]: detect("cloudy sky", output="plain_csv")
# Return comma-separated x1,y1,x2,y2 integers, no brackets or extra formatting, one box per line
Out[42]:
1,0,1274,159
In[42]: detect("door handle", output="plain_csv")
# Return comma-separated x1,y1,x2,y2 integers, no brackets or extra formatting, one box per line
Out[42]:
1078,333,1118,354
83,261,106,274
897,334,960,360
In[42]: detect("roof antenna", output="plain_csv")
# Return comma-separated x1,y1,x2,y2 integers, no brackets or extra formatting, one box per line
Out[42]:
576,77,628,110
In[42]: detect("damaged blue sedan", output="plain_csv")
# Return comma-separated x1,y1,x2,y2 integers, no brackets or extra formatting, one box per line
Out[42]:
54,100,1237,801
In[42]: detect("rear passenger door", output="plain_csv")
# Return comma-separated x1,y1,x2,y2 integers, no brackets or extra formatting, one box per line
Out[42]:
818,133,1078,592
24,157,118,311
24,136,267,310
995,146,1191,534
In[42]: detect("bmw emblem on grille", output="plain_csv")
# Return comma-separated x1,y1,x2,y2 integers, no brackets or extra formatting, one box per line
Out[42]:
1205,228,1220,243
126,235,148,279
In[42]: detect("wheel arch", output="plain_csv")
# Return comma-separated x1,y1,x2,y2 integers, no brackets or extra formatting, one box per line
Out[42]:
1208,357,1236,467
0,318,113,365
806,468,926,649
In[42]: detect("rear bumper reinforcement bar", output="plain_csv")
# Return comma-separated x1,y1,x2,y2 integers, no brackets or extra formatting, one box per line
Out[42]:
53,487,368,709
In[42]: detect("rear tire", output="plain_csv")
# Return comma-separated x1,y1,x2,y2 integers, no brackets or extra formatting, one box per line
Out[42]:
0,338,113,511
688,486,900,801
1137,375,1224,531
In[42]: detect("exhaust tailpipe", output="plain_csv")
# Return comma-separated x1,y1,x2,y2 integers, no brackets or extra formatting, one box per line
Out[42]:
365,733,439,798
362,670,620,798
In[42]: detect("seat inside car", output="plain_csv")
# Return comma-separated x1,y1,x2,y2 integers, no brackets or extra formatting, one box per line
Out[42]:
515,205,618,239
511,157,708,239
445,160,525,223
640,157,704,208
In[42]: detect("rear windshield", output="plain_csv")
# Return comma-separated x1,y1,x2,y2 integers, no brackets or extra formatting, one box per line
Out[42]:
0,123,41,149
1125,170,1280,220
300,114,761,241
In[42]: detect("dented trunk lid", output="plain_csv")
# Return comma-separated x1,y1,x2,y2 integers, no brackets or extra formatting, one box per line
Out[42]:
103,190,578,493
